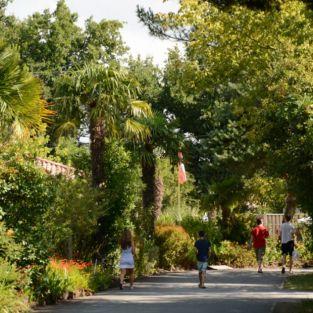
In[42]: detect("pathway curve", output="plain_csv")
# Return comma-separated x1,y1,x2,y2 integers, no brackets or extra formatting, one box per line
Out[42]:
35,269,313,313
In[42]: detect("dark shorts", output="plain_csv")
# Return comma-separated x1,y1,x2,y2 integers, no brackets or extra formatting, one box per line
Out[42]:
254,247,265,263
282,240,294,256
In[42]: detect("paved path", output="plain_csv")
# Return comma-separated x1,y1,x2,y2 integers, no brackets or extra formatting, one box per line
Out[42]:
35,269,313,313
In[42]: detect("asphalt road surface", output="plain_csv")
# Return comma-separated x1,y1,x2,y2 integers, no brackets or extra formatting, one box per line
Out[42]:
35,269,313,313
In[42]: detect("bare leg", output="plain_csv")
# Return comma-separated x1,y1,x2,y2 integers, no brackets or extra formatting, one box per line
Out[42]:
289,256,293,273
129,269,135,287
202,271,206,286
120,269,126,288
198,272,202,286
281,254,286,273
199,271,206,287
282,254,286,267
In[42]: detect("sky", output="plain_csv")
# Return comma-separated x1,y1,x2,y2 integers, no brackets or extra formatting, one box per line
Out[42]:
7,0,180,66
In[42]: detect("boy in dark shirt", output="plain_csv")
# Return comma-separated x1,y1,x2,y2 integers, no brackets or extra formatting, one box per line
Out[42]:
194,230,211,288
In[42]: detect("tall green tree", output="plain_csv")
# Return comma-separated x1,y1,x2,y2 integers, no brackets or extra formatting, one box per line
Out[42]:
127,57,181,234
55,63,152,187
137,0,313,41
0,42,51,137
4,0,126,95
139,0,313,228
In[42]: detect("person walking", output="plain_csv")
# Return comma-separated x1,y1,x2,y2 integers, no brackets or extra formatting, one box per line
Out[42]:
280,215,295,274
119,229,135,290
250,217,269,273
194,230,211,288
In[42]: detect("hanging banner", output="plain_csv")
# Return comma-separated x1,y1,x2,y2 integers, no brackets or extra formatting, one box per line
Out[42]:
178,162,187,184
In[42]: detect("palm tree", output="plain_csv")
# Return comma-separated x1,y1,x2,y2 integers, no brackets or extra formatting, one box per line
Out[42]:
138,113,179,235
55,63,152,187
0,42,51,137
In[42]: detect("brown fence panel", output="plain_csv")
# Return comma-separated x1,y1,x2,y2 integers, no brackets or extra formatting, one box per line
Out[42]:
262,213,304,237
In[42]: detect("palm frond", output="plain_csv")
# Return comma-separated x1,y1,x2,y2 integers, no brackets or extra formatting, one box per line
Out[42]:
130,100,152,118
124,118,151,142
0,42,52,132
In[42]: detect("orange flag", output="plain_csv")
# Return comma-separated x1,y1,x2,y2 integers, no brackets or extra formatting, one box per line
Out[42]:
178,162,187,184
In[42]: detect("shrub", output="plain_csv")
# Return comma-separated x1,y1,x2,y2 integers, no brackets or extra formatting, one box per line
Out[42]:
0,283,29,313
155,225,196,270
216,241,255,268
0,258,29,313
0,224,30,312
0,259,21,287
0,222,22,262
0,159,57,266
28,265,69,305
296,223,313,266
263,237,282,266
181,215,222,244
136,239,159,277
87,266,113,292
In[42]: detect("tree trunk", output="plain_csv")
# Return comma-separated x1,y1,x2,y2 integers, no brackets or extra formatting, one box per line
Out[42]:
154,175,164,221
141,142,157,236
221,206,231,239
89,109,106,188
285,192,296,217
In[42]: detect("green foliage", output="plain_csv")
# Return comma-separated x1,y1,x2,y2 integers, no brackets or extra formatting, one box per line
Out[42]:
0,223,29,312
54,137,90,172
216,241,255,267
295,223,313,265
244,174,287,213
155,225,196,270
9,0,126,91
181,215,222,245
0,158,57,266
91,141,142,259
0,222,21,262
127,56,162,106
159,158,200,219
138,0,313,239
44,177,102,259
87,266,113,292
0,259,21,287
0,41,50,136
0,283,29,313
135,239,159,277
66,267,88,293
28,265,68,305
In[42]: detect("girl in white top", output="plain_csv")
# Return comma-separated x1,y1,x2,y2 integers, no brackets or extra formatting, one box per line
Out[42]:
119,229,135,290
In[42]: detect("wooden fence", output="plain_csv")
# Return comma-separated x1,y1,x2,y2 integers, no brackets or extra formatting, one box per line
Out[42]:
262,213,304,237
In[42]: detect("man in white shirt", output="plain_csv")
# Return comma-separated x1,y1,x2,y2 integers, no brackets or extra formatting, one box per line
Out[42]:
280,215,295,274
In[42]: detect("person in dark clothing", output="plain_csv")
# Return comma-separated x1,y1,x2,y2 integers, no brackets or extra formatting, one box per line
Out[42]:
194,230,211,288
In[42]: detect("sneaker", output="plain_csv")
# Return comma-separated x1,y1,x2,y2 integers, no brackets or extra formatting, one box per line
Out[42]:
258,269,263,273
281,267,285,274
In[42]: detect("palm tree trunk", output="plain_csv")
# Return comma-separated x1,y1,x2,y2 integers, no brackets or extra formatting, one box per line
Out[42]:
285,192,296,217
141,142,157,236
89,108,105,188
154,175,164,221
221,206,231,239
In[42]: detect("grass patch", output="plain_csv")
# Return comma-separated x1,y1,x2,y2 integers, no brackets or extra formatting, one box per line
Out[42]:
273,301,313,313
301,301,313,313
284,273,313,291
